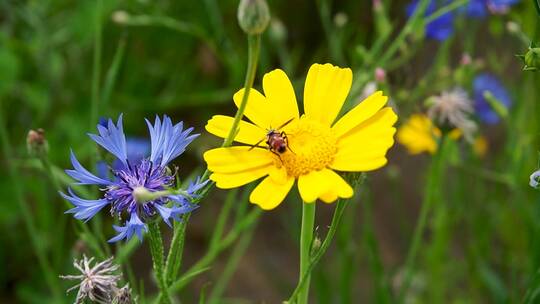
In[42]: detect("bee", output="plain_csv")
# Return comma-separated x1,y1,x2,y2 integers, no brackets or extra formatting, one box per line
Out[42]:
249,117,295,157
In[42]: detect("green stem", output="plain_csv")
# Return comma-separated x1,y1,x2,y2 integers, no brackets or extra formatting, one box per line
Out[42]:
90,0,102,132
297,202,316,304
286,174,365,303
398,135,450,301
222,34,261,147
148,221,171,304
164,213,190,285
0,106,61,299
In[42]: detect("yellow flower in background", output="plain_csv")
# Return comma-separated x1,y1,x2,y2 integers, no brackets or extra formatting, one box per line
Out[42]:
204,63,397,210
473,136,488,157
397,114,460,155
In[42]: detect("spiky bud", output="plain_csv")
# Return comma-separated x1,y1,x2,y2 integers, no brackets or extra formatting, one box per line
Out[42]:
237,0,270,35
522,46,540,71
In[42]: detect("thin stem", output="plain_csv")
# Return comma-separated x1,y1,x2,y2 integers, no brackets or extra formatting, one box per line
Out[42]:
222,34,261,147
398,136,450,301
286,174,365,303
148,221,171,304
164,213,190,285
0,106,61,299
90,0,102,132
297,202,316,304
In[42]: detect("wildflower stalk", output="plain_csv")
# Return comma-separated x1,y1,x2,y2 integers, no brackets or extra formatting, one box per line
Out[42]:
0,106,61,299
164,214,189,285
148,221,171,304
297,202,316,304
398,135,451,301
287,173,365,303
222,34,261,147
90,0,102,132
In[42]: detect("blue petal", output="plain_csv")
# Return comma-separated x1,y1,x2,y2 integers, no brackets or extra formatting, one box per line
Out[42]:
530,170,540,188
463,0,488,18
154,204,174,227
187,177,210,196
406,0,455,41
473,73,512,124
66,150,113,185
171,204,198,222
89,114,128,165
146,115,199,167
108,212,148,243
60,189,110,222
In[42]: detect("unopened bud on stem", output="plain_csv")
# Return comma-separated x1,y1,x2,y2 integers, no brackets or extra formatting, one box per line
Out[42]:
27,128,48,157
238,0,270,35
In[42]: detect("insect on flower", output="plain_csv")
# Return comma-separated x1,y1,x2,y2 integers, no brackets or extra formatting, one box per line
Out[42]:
248,117,295,157
204,63,398,210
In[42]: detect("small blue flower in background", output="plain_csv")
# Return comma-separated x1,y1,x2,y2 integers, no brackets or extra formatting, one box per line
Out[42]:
406,0,455,41
61,115,207,242
464,0,520,18
473,73,512,124
530,170,540,189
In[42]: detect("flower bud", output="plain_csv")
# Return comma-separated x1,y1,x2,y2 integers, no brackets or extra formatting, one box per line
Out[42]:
333,12,348,28
522,46,540,71
269,19,287,42
237,0,270,35
112,10,130,25
112,285,134,304
460,53,472,66
311,236,322,253
26,128,48,157
375,67,386,83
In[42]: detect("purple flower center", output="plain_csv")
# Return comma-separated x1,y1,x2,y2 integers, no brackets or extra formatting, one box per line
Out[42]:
105,159,174,219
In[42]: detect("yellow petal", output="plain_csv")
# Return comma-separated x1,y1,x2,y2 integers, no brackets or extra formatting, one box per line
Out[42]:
319,191,338,204
249,175,295,210
262,69,300,127
331,91,388,138
297,169,353,203
204,147,273,173
396,114,438,155
210,165,271,189
304,63,352,126
331,107,397,172
233,88,272,128
205,115,266,145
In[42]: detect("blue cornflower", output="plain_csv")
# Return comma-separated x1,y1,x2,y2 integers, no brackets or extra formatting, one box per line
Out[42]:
463,0,520,18
61,115,207,242
406,0,455,41
473,73,512,124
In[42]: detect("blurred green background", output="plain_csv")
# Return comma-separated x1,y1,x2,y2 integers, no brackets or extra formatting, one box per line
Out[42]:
2,0,540,303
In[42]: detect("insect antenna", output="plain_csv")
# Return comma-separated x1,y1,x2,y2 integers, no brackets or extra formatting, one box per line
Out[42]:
248,138,266,151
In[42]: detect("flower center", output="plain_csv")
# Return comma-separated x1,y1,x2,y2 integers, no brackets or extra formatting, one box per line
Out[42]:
275,116,337,178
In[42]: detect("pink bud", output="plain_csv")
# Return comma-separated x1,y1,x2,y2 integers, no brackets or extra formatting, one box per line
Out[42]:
375,67,386,83
460,53,472,66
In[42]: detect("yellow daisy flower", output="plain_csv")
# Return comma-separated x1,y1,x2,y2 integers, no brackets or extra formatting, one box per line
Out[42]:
204,63,398,210
397,113,461,155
